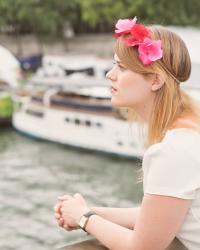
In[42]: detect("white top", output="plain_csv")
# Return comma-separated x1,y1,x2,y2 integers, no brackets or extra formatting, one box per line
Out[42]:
142,128,200,250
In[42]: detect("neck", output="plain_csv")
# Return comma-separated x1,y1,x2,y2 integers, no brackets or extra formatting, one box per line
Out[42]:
133,98,155,123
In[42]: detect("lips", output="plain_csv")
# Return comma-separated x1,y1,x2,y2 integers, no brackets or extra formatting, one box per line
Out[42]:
111,86,117,92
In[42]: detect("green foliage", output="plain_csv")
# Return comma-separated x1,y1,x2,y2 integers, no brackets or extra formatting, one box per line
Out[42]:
0,0,80,36
79,0,200,30
0,0,199,36
0,94,13,117
137,0,200,26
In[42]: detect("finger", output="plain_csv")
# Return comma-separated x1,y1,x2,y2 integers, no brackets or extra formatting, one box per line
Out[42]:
58,194,73,201
60,207,65,214
54,204,60,212
58,218,64,227
73,193,85,202
73,193,82,199
55,212,61,219
63,224,73,231
54,202,63,211
54,203,63,214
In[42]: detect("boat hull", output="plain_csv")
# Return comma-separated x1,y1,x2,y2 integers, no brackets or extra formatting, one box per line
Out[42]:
12,105,144,159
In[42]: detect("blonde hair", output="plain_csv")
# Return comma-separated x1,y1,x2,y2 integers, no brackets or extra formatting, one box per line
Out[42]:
115,26,200,147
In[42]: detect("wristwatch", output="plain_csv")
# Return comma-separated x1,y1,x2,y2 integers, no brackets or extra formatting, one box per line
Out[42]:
78,210,97,232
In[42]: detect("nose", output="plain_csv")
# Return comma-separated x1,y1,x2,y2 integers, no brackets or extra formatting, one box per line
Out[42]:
106,66,117,81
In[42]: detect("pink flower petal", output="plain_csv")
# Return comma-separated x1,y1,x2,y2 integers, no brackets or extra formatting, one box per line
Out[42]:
123,36,140,46
115,17,137,34
114,17,163,65
139,52,152,65
138,38,163,64
148,40,163,61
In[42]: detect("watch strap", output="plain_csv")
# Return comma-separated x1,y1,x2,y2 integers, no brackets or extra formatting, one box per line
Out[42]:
79,210,97,232
84,210,96,218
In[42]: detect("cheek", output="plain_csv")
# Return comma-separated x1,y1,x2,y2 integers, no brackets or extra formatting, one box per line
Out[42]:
112,75,152,107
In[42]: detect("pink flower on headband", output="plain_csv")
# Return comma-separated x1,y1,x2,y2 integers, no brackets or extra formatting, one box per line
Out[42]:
124,24,150,46
114,17,137,37
138,38,163,65
114,17,163,65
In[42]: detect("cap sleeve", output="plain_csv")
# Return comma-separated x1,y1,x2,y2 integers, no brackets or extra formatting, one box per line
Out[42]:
142,135,200,200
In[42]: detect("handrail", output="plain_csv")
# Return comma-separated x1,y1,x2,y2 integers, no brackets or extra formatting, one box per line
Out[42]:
57,237,187,250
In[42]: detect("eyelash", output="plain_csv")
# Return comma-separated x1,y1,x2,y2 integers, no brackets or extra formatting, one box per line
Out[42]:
113,62,125,70
118,65,125,70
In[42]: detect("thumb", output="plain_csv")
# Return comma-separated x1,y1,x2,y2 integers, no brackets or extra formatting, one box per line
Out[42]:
73,193,84,201
58,194,73,201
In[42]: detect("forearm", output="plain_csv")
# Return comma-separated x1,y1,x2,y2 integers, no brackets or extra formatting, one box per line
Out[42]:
91,206,140,230
85,215,134,250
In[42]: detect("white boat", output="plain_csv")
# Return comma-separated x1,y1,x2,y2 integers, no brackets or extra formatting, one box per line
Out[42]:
0,45,22,88
12,84,145,159
12,56,200,159
28,72,109,89
12,82,200,159
36,54,112,78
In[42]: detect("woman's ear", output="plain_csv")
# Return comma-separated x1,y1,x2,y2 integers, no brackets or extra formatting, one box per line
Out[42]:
151,74,165,91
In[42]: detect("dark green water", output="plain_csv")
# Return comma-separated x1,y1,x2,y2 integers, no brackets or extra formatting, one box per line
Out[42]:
0,127,143,250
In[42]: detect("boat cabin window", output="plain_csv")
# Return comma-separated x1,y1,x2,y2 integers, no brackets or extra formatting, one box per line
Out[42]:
117,141,123,147
26,109,44,118
74,118,81,125
65,117,70,122
64,116,103,128
96,122,102,128
85,120,91,127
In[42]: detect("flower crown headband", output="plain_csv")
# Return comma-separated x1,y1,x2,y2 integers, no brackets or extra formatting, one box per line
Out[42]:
114,17,163,65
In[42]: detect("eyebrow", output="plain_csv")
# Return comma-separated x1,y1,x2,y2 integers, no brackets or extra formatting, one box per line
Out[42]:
114,60,125,67
114,59,123,65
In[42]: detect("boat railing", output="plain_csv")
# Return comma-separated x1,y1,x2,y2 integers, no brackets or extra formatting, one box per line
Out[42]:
12,93,31,105
43,88,60,107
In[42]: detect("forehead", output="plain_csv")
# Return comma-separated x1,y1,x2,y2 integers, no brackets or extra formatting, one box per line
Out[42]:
114,53,120,61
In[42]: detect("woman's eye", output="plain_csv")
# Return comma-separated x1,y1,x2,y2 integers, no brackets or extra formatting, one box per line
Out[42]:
118,64,125,70
112,61,125,71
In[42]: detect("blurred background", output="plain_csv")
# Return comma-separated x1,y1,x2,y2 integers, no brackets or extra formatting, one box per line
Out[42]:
0,0,200,249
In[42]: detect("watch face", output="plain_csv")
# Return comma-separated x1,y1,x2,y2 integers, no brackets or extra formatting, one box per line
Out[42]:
79,216,88,229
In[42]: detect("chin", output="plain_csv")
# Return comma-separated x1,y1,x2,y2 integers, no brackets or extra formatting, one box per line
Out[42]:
111,98,125,108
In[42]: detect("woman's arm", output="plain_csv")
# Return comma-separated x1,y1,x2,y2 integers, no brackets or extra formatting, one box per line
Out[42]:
91,206,140,230
55,204,140,230
85,194,192,250
55,195,140,230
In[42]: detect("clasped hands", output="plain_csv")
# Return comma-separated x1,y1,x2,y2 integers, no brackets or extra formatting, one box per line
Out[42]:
54,193,91,231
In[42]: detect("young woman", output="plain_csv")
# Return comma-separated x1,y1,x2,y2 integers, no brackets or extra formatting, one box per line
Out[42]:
54,17,200,250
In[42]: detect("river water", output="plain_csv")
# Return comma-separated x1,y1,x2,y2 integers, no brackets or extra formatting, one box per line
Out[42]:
0,127,143,250
1,26,200,250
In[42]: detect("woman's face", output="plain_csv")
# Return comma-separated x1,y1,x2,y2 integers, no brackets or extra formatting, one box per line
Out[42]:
106,54,155,110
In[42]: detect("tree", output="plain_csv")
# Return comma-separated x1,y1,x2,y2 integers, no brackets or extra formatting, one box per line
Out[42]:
0,0,80,36
78,0,200,32
0,0,199,37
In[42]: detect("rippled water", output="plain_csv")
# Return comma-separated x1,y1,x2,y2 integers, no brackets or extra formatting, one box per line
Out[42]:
0,127,143,250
